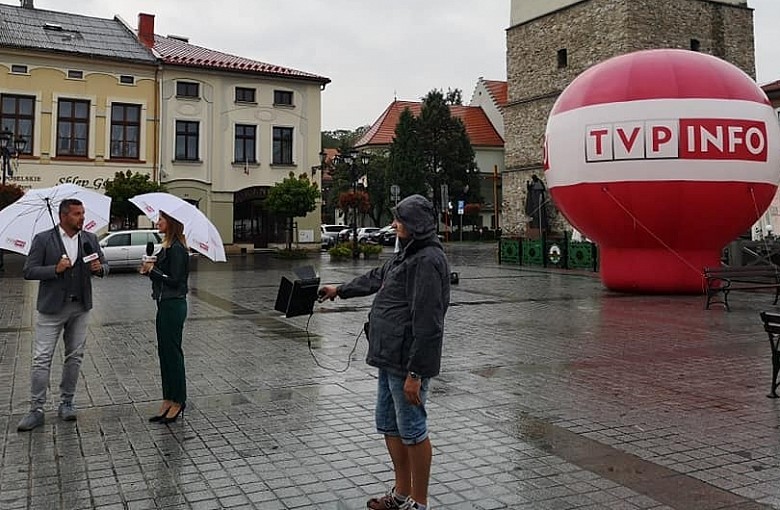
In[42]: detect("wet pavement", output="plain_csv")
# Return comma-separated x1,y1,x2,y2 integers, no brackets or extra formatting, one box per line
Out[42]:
1,243,780,509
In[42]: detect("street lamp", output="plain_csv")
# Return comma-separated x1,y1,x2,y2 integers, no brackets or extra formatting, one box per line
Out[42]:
334,150,369,259
0,129,27,186
311,149,327,177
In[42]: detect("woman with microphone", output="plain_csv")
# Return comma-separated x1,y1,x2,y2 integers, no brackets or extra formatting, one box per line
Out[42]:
140,210,190,424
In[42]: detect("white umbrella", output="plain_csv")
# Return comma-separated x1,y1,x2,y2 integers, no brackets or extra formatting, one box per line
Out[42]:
0,183,111,255
129,192,227,262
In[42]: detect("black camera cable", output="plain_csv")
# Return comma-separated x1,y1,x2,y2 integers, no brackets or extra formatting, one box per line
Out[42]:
304,310,363,373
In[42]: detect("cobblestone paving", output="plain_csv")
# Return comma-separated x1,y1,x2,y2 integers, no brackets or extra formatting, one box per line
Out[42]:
1,244,779,509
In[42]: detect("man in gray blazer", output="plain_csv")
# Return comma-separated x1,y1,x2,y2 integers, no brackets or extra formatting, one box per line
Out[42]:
17,198,109,431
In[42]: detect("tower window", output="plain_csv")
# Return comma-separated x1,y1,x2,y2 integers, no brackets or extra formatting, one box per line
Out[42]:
690,39,701,52
557,49,568,69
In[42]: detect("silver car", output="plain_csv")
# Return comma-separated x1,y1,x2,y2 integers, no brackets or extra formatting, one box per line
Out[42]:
99,229,163,270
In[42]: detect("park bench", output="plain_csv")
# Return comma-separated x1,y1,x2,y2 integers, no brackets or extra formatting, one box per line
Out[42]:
759,311,780,398
704,265,780,311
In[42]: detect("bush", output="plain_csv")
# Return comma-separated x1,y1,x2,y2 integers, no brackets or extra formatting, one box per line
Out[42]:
360,243,383,256
328,243,353,259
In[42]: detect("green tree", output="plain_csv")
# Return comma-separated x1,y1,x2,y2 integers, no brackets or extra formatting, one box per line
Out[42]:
389,108,427,200
0,183,24,210
365,152,391,227
104,171,166,229
321,126,369,149
417,89,479,224
0,183,24,269
266,172,320,250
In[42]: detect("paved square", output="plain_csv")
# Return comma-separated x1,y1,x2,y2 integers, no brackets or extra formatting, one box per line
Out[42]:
1,244,779,509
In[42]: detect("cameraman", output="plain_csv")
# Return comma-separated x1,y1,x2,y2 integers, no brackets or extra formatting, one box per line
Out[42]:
320,194,450,510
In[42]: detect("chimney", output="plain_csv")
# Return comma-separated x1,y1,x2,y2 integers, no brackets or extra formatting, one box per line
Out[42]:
20,0,34,9
137,13,155,49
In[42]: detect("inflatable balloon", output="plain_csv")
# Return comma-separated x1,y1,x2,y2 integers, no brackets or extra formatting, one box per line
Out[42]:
544,49,780,293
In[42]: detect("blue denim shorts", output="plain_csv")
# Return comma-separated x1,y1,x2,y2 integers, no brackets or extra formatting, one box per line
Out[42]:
375,368,430,445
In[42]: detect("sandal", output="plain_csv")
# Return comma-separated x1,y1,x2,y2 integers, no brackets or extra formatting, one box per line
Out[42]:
367,488,404,509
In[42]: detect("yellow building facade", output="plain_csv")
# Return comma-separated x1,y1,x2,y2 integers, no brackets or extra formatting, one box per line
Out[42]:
0,52,157,193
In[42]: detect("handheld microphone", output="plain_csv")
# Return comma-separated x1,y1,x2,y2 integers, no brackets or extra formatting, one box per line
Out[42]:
82,242,99,264
142,241,157,263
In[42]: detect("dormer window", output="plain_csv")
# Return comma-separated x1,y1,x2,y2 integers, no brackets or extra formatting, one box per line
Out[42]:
10,64,28,74
67,70,83,79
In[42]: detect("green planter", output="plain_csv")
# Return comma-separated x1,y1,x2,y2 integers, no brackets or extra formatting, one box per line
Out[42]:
522,238,544,266
499,238,520,265
567,241,597,270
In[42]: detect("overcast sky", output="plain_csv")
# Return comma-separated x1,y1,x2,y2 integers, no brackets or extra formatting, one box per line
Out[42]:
9,0,780,131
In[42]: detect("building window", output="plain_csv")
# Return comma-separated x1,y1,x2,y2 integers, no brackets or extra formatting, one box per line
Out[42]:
57,98,90,157
273,90,293,106
1,94,35,155
67,70,83,79
175,120,199,161
10,64,28,74
235,87,256,103
557,49,568,69
272,126,293,165
690,39,701,52
235,124,256,163
176,81,200,98
119,75,135,85
110,103,141,159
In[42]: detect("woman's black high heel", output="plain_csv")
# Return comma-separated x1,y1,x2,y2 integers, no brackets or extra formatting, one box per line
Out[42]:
149,407,171,423
160,403,186,424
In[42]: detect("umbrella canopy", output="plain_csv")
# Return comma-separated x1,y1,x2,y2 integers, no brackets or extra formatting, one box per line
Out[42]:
0,183,111,255
129,192,226,262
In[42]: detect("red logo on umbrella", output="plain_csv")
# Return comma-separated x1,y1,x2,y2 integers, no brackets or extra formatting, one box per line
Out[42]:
84,220,97,231
13,239,26,248
199,242,209,251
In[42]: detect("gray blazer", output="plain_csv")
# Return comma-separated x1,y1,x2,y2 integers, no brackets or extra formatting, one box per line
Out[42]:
23,227,109,314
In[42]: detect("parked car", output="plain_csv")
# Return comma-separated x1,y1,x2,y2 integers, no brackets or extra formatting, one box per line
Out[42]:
320,224,344,249
357,227,381,244
369,225,396,246
338,227,353,243
99,229,162,270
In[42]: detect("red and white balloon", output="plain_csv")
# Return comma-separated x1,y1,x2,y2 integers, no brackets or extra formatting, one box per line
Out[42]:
545,49,780,293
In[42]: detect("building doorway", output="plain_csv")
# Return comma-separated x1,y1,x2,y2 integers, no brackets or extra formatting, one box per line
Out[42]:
233,187,285,248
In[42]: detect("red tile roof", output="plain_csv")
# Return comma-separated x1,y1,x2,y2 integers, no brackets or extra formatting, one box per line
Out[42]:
763,79,780,95
153,35,329,84
355,100,504,148
483,80,508,107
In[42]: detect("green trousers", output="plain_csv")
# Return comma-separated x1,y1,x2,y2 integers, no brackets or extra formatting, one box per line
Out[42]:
155,298,187,404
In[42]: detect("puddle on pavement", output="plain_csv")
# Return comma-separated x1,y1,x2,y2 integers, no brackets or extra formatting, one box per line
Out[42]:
190,287,258,315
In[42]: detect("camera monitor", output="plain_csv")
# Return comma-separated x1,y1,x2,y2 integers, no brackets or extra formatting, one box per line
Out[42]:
274,266,320,318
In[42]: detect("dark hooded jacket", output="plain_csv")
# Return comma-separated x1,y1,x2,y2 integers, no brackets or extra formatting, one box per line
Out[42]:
337,194,450,378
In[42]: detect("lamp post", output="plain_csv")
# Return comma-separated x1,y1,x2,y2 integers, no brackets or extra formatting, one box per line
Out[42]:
0,129,27,271
334,150,369,259
0,129,27,186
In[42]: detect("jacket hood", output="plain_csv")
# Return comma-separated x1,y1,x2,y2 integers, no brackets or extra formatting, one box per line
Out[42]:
392,194,437,241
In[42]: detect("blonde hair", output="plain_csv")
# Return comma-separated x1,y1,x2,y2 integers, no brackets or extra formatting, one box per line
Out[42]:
160,211,188,248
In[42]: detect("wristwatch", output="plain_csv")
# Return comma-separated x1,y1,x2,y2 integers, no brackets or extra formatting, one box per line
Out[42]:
409,371,422,380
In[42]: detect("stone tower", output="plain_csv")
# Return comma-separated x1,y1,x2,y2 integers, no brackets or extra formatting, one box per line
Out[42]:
503,0,755,237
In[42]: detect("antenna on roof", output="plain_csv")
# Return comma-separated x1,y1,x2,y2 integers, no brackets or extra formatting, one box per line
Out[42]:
393,89,397,102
